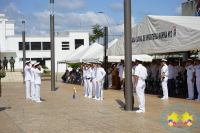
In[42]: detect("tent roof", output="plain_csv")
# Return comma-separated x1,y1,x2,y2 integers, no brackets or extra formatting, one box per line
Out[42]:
107,15,200,56
66,42,103,63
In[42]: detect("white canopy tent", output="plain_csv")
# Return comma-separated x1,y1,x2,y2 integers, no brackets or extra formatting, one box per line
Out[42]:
107,15,200,56
66,42,103,63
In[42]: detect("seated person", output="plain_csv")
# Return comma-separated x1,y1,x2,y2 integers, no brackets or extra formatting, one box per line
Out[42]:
74,72,81,84
61,70,69,82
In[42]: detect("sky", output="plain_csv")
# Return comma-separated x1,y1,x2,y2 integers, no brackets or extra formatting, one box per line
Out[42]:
0,0,187,41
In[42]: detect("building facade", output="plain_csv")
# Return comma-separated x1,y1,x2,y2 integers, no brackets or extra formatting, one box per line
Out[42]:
182,0,200,16
0,12,89,72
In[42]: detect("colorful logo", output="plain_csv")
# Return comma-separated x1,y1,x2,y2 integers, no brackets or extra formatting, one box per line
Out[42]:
173,26,176,37
161,106,199,132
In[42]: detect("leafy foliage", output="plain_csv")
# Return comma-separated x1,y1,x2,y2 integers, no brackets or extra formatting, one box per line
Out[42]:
89,23,104,43
68,63,82,70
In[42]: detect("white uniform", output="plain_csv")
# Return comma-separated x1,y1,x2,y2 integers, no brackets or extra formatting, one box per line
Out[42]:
132,65,137,91
151,64,158,81
96,67,106,100
174,65,181,79
161,64,169,98
135,64,147,112
92,66,97,98
34,68,44,102
24,65,32,99
186,65,195,99
31,67,36,100
86,68,93,97
117,63,124,81
168,64,175,80
83,67,88,97
194,64,200,100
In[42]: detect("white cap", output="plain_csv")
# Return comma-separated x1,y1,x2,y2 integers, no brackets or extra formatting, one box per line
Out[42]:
35,62,40,66
97,62,102,65
136,57,144,62
188,58,193,62
26,61,31,63
161,59,167,62
87,62,91,65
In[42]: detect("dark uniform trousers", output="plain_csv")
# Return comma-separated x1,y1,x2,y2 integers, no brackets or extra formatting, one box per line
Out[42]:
168,78,174,97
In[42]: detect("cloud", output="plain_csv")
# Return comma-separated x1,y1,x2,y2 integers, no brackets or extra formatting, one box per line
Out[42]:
4,3,116,36
175,5,182,15
108,3,123,12
54,0,86,12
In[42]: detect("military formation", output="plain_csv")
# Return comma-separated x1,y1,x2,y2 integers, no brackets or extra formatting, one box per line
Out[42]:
24,61,44,103
81,62,106,100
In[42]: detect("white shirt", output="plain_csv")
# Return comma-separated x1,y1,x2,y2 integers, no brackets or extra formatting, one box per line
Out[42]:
117,63,124,77
161,64,168,77
168,64,175,79
86,68,93,78
174,65,181,78
31,67,35,83
135,64,147,88
83,67,87,78
151,64,158,76
92,66,97,79
186,65,195,77
34,68,44,84
194,65,200,77
24,65,32,81
96,67,106,81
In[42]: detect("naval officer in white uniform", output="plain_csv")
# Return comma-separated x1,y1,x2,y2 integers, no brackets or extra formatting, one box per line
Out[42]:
24,61,32,99
92,62,97,99
34,63,44,103
86,63,93,98
31,63,36,101
160,59,169,99
134,58,147,113
82,63,88,97
185,59,195,100
96,62,106,100
194,59,200,101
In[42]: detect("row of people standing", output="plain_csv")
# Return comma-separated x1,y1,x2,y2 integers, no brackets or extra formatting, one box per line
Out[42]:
24,61,44,103
2,57,15,72
81,62,106,100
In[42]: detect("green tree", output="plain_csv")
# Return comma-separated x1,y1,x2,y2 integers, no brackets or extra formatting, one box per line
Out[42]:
89,23,104,43
68,63,82,70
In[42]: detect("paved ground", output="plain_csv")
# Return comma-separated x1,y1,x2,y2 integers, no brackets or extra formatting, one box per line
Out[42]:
0,80,200,133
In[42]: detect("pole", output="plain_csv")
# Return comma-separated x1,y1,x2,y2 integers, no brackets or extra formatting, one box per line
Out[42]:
104,27,108,90
124,0,133,111
22,21,26,84
50,0,55,91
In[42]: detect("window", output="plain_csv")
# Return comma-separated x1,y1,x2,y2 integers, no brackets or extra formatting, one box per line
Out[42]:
43,58,51,60
31,58,42,61
43,42,51,50
75,39,84,49
62,42,70,50
31,42,41,50
21,58,31,61
19,42,29,50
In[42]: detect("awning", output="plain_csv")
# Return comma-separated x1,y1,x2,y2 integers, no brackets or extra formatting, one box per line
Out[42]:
107,15,200,56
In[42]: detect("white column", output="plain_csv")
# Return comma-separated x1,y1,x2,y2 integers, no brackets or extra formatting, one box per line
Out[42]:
2,21,6,51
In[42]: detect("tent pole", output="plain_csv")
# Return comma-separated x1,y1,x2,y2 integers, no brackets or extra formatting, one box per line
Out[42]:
56,62,58,82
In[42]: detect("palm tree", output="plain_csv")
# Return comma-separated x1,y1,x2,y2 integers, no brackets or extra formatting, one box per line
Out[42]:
89,23,104,43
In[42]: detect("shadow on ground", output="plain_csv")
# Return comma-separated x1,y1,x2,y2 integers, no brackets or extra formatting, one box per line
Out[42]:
0,107,11,111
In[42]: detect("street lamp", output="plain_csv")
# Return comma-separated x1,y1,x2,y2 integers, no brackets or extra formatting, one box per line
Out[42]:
22,21,26,84
50,0,55,91
124,0,133,111
98,12,112,35
113,24,122,40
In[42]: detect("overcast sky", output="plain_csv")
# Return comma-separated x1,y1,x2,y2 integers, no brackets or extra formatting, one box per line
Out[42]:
0,0,186,41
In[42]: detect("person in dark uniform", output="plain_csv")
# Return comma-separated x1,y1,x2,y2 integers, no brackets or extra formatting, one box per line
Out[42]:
3,57,8,70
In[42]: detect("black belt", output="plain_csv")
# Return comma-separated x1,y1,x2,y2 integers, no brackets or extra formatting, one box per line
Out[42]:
86,78,91,80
